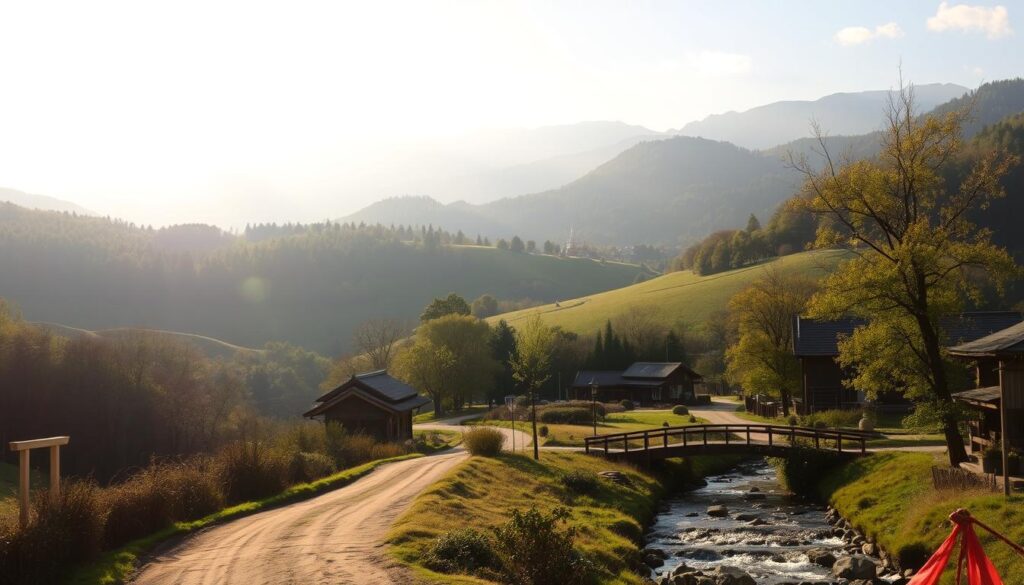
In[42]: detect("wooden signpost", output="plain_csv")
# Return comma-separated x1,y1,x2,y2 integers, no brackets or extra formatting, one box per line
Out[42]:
8,436,70,527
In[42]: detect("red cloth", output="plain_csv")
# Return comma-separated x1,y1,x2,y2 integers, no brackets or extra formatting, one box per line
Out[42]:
908,513,1004,585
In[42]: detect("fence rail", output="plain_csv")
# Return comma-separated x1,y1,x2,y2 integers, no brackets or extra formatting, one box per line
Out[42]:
583,423,872,458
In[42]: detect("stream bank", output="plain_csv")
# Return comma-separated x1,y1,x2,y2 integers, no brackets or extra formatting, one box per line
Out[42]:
643,459,908,585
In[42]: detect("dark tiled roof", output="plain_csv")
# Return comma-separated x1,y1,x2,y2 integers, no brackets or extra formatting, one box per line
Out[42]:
793,312,1023,357
792,316,865,357
949,320,1024,357
314,370,419,404
953,386,1001,404
622,362,681,379
571,370,662,388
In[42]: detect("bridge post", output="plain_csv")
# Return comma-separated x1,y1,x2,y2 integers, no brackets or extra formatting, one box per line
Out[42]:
838,434,843,453
604,437,609,455
861,437,866,454
703,427,707,445
790,426,795,446
768,428,773,447
814,434,820,449
643,433,649,452
683,428,688,446
746,427,750,444
725,428,730,444
624,436,629,454
585,440,590,454
663,429,668,449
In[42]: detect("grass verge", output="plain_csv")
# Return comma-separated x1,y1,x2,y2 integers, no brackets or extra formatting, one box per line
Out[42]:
388,452,744,584
819,452,1024,578
68,453,423,585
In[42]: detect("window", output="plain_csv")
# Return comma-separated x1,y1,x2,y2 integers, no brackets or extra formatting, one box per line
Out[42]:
651,387,662,401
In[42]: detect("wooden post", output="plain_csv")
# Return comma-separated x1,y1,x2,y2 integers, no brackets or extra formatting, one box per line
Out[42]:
9,436,70,528
18,450,29,527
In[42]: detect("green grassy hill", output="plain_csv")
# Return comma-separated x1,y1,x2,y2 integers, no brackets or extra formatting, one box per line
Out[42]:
487,249,847,334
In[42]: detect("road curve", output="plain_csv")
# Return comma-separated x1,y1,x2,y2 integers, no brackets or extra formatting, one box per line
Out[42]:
131,420,529,585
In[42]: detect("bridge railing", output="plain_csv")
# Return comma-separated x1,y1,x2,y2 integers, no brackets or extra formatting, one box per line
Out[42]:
583,423,872,456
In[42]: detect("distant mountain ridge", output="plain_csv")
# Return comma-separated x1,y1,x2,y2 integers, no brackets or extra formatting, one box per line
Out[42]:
676,83,969,150
345,81,1024,249
0,187,94,215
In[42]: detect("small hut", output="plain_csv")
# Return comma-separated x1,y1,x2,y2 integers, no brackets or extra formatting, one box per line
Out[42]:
304,370,429,442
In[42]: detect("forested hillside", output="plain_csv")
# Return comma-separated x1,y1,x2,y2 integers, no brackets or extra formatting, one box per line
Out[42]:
347,136,800,246
0,204,643,355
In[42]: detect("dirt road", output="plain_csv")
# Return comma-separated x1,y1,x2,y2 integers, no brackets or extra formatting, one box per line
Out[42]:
131,421,529,585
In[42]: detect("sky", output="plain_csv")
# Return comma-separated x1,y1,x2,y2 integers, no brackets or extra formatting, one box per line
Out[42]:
0,0,1021,227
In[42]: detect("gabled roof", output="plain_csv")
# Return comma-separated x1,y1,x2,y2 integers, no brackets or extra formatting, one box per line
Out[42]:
953,386,1001,406
948,320,1024,357
304,386,430,418
793,312,1023,357
623,362,693,379
571,370,663,389
314,370,418,404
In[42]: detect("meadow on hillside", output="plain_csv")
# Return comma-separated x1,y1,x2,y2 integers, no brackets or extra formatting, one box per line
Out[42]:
488,249,848,335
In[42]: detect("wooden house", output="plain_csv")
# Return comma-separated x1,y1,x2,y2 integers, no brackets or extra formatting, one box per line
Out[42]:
570,362,702,406
792,312,1022,414
949,321,1024,467
303,370,429,442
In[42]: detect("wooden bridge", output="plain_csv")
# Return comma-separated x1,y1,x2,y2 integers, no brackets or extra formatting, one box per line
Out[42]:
583,423,873,464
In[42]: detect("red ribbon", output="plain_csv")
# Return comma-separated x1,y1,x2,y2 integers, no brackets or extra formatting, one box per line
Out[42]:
908,510,1005,585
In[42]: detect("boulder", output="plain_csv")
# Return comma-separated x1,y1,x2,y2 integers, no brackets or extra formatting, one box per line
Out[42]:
706,505,729,517
707,565,756,585
806,547,837,568
645,548,669,560
832,555,878,580
861,542,876,556
644,554,665,568
671,563,695,577
685,512,700,517
734,512,759,521
747,517,769,526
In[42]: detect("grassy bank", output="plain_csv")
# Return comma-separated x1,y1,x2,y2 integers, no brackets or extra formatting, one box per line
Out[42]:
818,452,1024,579
70,454,423,585
388,452,743,584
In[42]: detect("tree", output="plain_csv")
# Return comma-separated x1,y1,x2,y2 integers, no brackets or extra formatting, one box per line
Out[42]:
496,238,509,250
394,339,454,417
471,293,500,319
724,269,816,416
790,83,1019,465
543,240,555,255
489,320,519,404
352,318,408,370
526,240,536,253
745,213,762,233
509,236,525,253
420,293,471,322
397,314,498,415
509,316,554,460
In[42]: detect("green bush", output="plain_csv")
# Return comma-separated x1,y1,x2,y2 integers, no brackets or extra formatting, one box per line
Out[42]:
896,540,933,572
464,427,505,456
103,457,224,547
538,407,592,424
560,470,599,495
538,425,549,438
619,399,634,411
0,480,107,584
671,405,689,415
288,451,337,484
688,415,697,423
422,528,501,577
787,414,799,426
771,448,846,499
492,506,593,585
802,409,861,428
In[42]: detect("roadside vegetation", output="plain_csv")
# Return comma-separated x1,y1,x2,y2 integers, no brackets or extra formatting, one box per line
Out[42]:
816,452,1024,577
732,404,947,447
389,451,739,585
0,422,441,584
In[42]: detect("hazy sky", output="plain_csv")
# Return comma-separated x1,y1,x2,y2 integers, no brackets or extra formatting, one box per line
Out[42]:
0,1,1020,227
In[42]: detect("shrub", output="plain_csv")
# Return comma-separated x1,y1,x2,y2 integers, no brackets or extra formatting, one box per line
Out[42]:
787,414,799,426
492,506,593,585
688,415,697,423
600,402,624,415
619,399,634,411
538,407,592,424
672,405,689,415
538,425,549,438
288,451,337,484
464,427,505,456
216,440,290,503
896,540,933,572
103,457,223,547
560,470,599,495
0,480,107,584
422,528,501,577
560,401,606,417
802,409,861,429
771,448,845,498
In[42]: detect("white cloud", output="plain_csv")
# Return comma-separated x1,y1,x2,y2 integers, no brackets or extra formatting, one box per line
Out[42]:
684,50,752,76
927,2,1012,39
834,22,905,46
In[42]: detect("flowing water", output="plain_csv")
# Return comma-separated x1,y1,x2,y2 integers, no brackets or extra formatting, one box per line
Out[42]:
647,460,847,584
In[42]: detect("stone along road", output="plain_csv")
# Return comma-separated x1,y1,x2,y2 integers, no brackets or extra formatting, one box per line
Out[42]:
131,421,530,585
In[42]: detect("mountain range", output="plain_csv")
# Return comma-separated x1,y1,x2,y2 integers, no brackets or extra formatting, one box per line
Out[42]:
345,80,1024,248
0,187,94,215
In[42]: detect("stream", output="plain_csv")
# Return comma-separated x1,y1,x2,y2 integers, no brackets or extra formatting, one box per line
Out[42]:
646,460,848,584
